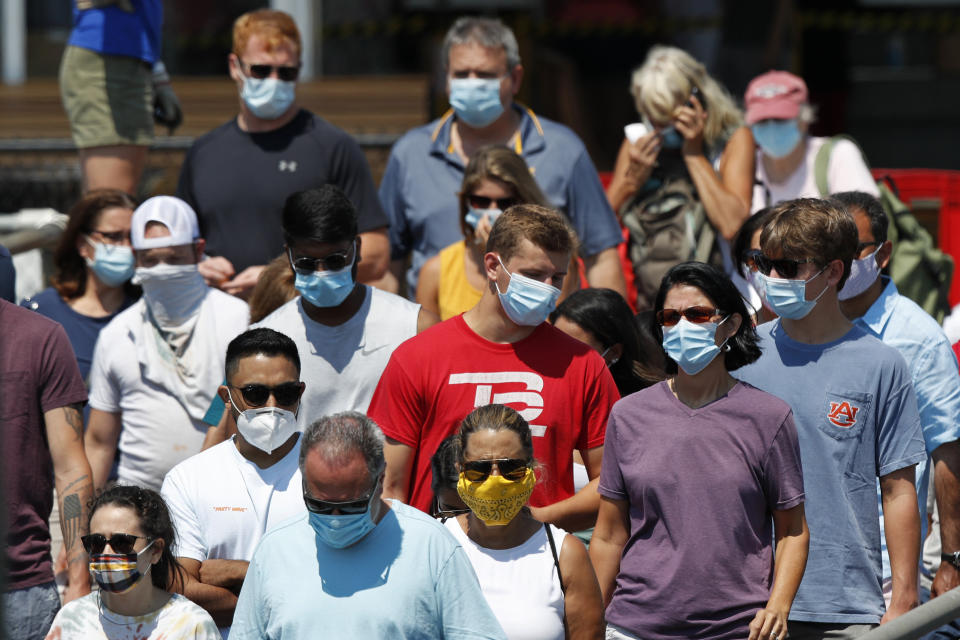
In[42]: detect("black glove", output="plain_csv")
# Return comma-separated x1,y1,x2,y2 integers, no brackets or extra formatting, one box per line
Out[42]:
151,61,183,134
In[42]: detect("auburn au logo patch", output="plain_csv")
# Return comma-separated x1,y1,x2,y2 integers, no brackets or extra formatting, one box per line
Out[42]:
828,401,860,428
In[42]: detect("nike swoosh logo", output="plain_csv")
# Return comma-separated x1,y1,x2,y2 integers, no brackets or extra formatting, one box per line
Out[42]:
360,343,390,356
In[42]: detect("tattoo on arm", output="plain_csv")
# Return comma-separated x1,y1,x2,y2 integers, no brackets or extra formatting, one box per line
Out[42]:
62,493,82,553
63,404,84,441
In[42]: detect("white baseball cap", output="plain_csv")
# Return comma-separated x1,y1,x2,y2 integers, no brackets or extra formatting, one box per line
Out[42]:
131,196,201,250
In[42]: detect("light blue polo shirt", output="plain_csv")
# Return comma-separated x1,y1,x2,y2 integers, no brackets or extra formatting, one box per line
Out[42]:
854,277,960,582
230,501,507,640
735,320,925,624
379,104,623,295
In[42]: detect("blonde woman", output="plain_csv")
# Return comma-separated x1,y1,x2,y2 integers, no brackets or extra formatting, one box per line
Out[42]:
416,145,578,320
606,45,754,242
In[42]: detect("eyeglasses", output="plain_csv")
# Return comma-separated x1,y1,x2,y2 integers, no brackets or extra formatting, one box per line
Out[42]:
303,479,379,515
742,249,762,272
656,306,723,327
229,382,302,407
433,497,470,521
753,254,820,279
240,59,300,82
467,194,517,210
462,458,530,483
87,229,130,245
287,243,355,275
81,533,151,555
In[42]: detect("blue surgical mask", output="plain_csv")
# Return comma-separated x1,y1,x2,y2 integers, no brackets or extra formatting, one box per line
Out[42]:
449,78,504,129
495,256,561,327
241,76,296,120
745,268,772,312
86,240,134,287
759,268,829,320
294,259,355,309
307,505,377,549
465,207,503,230
660,125,684,149
662,316,729,376
751,119,801,159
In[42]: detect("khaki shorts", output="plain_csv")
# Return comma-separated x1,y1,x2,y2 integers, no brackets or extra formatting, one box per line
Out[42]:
59,45,154,148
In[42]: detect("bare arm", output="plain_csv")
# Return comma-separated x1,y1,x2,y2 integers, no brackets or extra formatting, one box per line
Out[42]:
605,135,660,214
201,405,235,451
683,126,754,240
178,557,243,627
417,307,440,334
748,504,809,640
530,446,603,532
931,441,960,596
558,533,604,640
415,255,441,319
84,408,121,491
367,258,404,295
382,437,415,503
357,227,390,284
880,465,921,623
582,248,627,298
589,495,631,607
46,403,94,603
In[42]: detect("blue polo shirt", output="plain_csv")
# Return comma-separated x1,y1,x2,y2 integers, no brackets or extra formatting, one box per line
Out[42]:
68,0,162,64
855,277,960,582
379,105,623,295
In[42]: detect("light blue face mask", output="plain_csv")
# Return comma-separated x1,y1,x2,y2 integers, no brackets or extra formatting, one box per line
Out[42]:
241,76,296,120
294,257,356,309
465,207,503,230
86,240,134,287
307,502,377,549
495,256,561,327
449,77,504,129
751,119,802,159
662,316,729,376
759,267,829,319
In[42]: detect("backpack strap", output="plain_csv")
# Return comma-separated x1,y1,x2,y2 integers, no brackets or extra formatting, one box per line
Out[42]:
813,137,837,198
544,523,566,594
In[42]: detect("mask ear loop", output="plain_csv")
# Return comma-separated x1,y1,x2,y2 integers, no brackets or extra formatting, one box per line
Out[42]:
716,315,734,352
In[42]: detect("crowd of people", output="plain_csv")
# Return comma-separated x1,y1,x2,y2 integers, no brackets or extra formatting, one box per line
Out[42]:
3,4,960,640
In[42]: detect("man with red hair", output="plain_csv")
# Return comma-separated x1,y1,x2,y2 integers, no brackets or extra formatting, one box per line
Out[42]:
177,9,389,298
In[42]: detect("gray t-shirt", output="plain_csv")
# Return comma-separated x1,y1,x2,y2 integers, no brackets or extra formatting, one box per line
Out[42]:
735,321,926,624
254,285,419,424
599,380,804,640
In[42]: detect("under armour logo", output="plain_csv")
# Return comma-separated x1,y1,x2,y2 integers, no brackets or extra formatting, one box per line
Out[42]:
827,401,860,428
448,371,548,436
278,160,298,172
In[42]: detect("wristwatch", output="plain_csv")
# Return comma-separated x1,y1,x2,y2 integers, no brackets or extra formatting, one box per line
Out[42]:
941,551,960,569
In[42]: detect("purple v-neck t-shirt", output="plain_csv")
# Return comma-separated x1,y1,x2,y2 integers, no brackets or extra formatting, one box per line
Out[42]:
599,380,805,640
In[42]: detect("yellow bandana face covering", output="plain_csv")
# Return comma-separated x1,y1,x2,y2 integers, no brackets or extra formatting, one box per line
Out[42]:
457,468,536,526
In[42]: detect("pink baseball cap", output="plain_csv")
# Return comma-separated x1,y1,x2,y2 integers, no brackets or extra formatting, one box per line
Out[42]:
744,71,808,125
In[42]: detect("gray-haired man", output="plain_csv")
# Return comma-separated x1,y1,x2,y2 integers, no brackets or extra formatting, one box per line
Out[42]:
378,16,625,298
230,412,506,639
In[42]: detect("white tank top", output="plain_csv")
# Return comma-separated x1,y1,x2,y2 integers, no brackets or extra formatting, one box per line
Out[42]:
445,518,566,640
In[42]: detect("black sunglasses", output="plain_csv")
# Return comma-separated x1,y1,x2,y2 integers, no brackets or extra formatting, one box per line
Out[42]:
467,194,517,210
81,533,150,555
753,254,820,279
287,244,355,275
742,249,762,272
857,241,879,254
462,458,530,483
230,382,301,407
241,59,300,82
656,306,723,327
303,478,379,515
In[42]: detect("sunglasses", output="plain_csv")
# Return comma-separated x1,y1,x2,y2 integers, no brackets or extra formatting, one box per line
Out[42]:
753,255,820,279
81,533,150,555
303,478,379,515
433,497,470,521
241,59,300,82
656,306,722,327
467,194,517,210
742,249,762,272
857,241,878,255
88,229,130,245
287,244,355,275
230,382,301,407
462,458,530,483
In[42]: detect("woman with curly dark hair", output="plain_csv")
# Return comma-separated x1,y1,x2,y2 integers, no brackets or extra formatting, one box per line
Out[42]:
45,485,220,639
22,189,139,379
590,262,809,640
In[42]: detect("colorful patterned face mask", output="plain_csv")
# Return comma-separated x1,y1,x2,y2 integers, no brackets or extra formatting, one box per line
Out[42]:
457,468,536,526
89,540,155,593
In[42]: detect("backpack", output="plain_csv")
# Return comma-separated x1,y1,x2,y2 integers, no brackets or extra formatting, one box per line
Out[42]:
620,175,724,310
814,135,954,323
